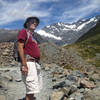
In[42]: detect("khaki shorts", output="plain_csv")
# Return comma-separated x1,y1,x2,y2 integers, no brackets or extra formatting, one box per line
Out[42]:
21,62,42,94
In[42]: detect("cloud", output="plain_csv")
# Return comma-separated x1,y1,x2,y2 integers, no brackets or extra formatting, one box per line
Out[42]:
0,0,59,25
59,0,100,23
0,0,100,28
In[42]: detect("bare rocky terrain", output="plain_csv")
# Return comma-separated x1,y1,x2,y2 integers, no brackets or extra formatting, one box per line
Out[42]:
0,42,100,100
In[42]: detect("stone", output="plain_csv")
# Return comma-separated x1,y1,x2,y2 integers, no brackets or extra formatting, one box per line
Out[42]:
72,70,84,78
90,73,100,81
59,87,71,97
63,69,70,76
58,74,65,79
4,75,13,82
52,71,58,77
74,93,84,100
50,91,64,100
65,80,74,87
52,78,57,82
84,88,100,100
95,81,100,87
68,97,75,100
78,88,85,93
0,95,6,100
53,81,66,89
80,79,96,89
67,74,78,82
70,93,84,100
44,66,50,71
68,85,78,96
2,52,8,56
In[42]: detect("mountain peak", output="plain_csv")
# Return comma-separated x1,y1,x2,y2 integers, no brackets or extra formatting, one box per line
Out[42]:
37,15,100,45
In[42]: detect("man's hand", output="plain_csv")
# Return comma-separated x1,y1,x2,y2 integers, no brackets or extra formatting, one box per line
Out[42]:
22,65,28,75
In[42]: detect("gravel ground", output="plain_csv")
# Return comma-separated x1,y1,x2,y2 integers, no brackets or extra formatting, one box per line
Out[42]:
0,67,53,100
35,70,53,100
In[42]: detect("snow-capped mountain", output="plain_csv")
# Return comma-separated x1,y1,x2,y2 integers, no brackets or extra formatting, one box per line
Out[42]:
0,15,100,45
37,15,100,45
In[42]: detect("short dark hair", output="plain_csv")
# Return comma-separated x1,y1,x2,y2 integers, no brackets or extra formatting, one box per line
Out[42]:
24,16,40,28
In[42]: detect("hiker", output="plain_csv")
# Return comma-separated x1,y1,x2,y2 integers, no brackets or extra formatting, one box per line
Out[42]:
17,16,42,100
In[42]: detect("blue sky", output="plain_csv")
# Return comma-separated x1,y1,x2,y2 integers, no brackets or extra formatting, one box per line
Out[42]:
0,0,100,30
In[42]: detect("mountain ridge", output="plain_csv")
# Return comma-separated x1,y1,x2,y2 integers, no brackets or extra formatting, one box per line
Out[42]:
64,20,100,67
0,14,100,45
37,15,100,45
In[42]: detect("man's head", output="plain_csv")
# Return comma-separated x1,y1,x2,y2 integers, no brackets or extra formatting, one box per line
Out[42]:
24,16,40,29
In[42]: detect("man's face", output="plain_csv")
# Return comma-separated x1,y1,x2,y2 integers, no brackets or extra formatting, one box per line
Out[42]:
29,23,38,30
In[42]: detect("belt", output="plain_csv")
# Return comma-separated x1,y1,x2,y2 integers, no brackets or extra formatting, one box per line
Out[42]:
26,58,40,63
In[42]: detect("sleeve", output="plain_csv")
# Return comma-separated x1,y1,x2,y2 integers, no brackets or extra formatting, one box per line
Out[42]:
17,29,27,43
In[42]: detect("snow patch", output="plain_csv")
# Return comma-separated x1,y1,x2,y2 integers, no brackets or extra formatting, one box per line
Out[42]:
63,28,70,30
77,17,97,31
82,19,86,21
64,24,76,29
47,25,50,28
37,30,62,40
58,22,61,26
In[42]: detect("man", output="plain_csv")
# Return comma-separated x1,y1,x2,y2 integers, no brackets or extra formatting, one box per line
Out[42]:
17,16,42,100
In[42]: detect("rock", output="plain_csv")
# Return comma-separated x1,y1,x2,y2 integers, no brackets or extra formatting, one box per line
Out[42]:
68,85,78,96
44,66,50,71
0,42,99,100
53,81,66,89
63,69,70,76
95,81,100,87
77,88,85,93
90,73,100,81
9,70,22,82
52,71,58,78
6,76,13,82
80,79,96,89
68,97,75,100
84,88,100,100
65,80,74,87
70,93,84,100
0,77,9,89
72,70,84,78
10,61,16,67
0,95,6,100
67,74,78,82
59,87,71,97
2,52,8,56
52,78,57,82
50,91,64,100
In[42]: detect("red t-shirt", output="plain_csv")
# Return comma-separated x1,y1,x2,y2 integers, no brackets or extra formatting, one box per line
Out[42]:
17,29,40,59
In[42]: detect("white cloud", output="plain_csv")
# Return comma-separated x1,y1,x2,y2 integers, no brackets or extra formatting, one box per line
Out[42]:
0,0,54,25
59,0,100,23
0,0,100,27
33,0,60,2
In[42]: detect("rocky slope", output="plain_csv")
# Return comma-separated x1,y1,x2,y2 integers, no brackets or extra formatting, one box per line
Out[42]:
0,62,100,100
0,42,100,100
39,42,95,72
0,29,18,42
0,42,95,72
64,20,100,68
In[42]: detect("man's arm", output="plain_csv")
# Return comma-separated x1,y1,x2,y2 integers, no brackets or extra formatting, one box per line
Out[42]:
18,41,28,75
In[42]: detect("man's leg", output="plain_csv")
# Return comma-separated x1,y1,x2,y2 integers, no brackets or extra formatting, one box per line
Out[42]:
24,62,39,100
25,94,34,100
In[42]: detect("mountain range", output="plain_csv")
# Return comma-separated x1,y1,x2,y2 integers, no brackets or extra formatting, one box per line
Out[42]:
37,14,100,45
64,20,100,67
0,14,100,45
